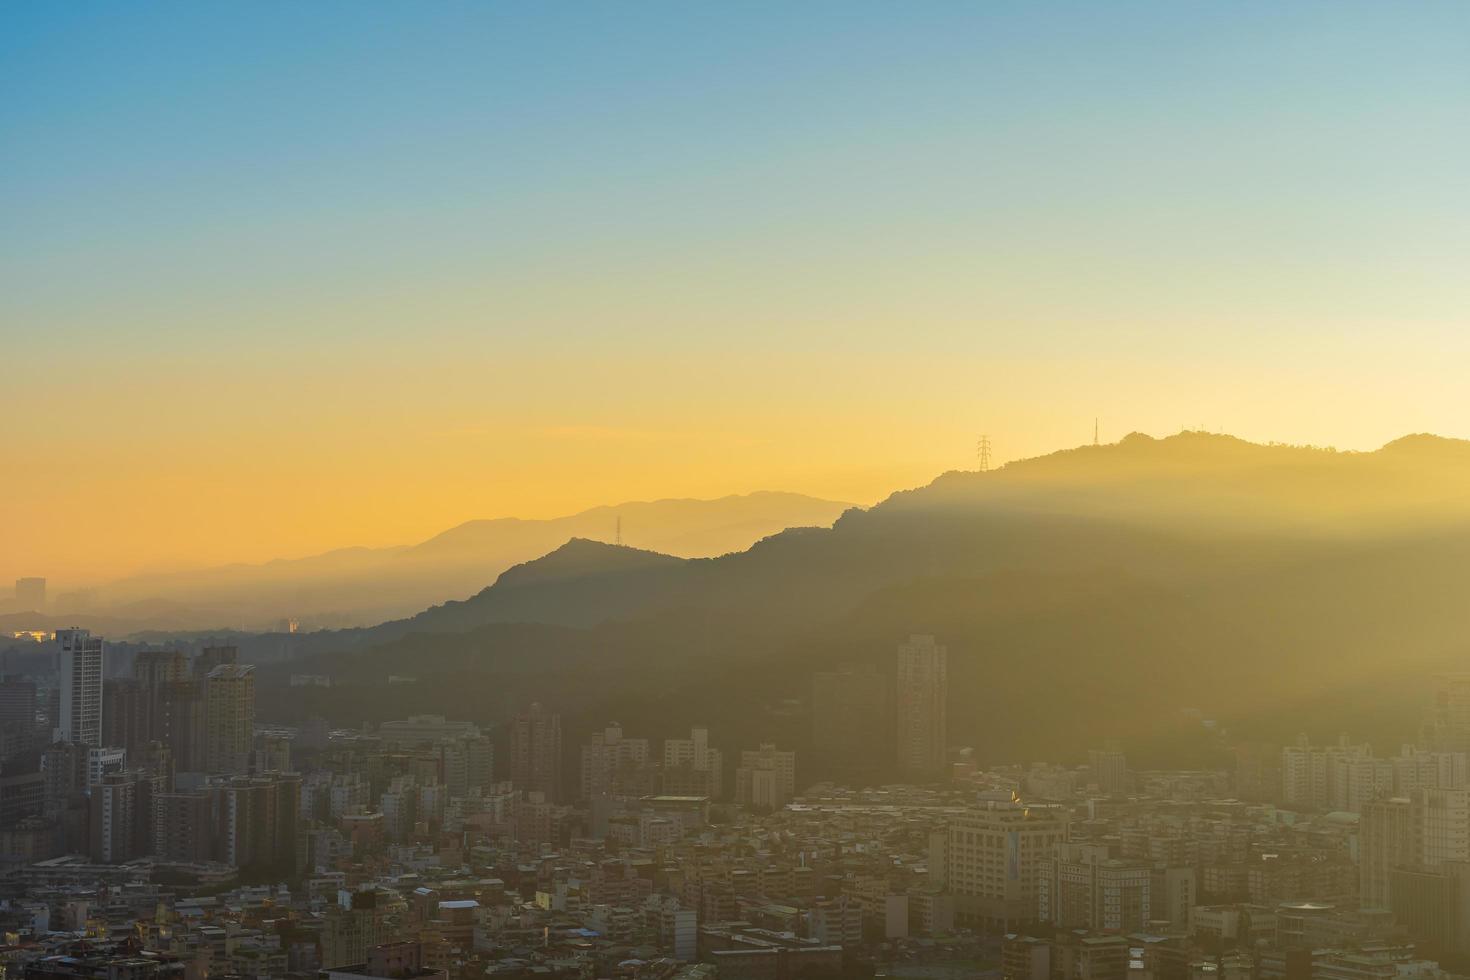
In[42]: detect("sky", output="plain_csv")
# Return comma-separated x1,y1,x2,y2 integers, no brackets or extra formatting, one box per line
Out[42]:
3,2,1469,586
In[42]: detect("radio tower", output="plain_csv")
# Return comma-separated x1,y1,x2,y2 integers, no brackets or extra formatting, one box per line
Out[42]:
615,515,623,547
976,435,992,472
1094,418,1099,446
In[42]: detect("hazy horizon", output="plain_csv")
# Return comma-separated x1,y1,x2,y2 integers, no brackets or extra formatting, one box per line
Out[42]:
8,3,1470,580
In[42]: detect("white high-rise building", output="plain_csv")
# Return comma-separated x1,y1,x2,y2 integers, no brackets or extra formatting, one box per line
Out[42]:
57,628,104,747
897,634,948,777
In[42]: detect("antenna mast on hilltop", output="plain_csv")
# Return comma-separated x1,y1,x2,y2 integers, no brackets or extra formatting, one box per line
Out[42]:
615,515,623,547
1094,418,1099,446
976,435,992,472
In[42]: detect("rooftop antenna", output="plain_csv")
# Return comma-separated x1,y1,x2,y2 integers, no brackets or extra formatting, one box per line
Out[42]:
615,515,623,547
976,435,992,473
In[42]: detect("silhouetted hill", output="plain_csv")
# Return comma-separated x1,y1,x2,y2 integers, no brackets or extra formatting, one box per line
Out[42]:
250,432,1470,767
44,492,851,633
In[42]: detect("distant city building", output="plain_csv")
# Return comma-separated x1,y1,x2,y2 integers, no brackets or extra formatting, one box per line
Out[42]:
56,628,104,747
194,643,238,677
1424,674,1470,755
509,702,562,802
580,723,652,800
377,714,480,749
896,634,948,778
734,743,797,811
1088,743,1128,797
14,577,46,611
663,726,723,800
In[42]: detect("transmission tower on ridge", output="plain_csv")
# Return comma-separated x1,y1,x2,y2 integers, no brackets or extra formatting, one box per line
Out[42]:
1094,418,1099,446
976,435,992,472
615,515,623,547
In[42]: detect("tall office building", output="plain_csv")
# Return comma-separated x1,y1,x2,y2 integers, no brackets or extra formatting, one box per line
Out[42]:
735,743,798,810
509,702,562,802
56,628,104,747
896,634,948,778
205,664,255,775
938,799,1070,929
14,577,46,611
663,726,723,800
812,664,891,777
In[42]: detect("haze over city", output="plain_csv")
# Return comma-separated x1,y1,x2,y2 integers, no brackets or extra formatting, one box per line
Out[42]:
6,4,1470,980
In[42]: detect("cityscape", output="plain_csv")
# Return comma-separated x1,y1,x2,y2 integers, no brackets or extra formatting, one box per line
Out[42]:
7,3,1470,980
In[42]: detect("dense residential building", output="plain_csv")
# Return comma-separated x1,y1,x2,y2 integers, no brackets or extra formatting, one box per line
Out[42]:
204,663,256,775
896,634,948,778
509,702,562,802
132,649,188,743
153,788,215,862
580,722,652,800
56,627,104,747
88,769,157,863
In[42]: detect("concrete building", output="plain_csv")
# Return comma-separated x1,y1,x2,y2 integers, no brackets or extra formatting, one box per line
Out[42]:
896,634,947,778
1361,789,1470,910
939,799,1070,929
56,628,104,747
1039,842,1153,932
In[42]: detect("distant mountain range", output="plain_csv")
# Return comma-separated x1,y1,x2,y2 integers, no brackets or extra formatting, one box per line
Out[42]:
252,432,1470,768
0,492,854,633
